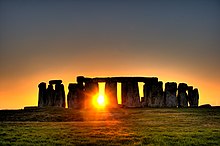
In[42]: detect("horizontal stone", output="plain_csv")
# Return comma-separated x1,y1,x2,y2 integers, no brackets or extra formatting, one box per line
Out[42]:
78,77,158,83
49,80,62,85
188,86,193,90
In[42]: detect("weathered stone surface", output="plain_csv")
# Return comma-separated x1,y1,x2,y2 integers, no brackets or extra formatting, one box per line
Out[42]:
105,81,118,108
84,81,99,108
46,84,55,106
188,86,194,107
38,82,47,107
143,83,150,107
146,81,164,107
192,88,199,107
49,80,62,85
177,83,188,107
123,81,141,107
54,84,65,107
165,82,177,107
67,83,82,109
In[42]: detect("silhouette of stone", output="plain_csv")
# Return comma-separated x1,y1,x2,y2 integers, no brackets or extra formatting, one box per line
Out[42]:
199,104,211,108
67,83,81,109
38,76,199,109
146,81,164,107
84,81,99,108
177,83,188,107
165,82,177,107
77,76,85,86
38,82,47,107
105,81,118,108
47,84,55,106
123,81,141,107
188,86,194,107
49,80,62,85
54,84,65,107
192,88,199,107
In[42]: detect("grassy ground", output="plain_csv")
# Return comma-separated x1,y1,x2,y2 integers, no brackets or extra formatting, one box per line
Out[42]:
0,107,220,145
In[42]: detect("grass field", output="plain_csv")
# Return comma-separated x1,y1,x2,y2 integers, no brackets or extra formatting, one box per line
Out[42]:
0,107,220,145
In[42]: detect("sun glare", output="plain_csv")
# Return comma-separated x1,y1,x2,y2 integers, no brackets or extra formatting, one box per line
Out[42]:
93,94,106,108
97,95,105,106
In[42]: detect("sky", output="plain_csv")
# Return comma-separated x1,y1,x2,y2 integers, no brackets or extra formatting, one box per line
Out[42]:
0,0,220,109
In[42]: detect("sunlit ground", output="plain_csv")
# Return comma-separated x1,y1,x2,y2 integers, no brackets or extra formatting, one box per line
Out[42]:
0,108,220,145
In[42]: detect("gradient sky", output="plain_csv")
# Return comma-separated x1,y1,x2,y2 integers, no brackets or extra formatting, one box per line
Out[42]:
0,0,220,109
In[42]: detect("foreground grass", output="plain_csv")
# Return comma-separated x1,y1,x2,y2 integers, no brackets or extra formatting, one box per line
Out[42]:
0,108,220,145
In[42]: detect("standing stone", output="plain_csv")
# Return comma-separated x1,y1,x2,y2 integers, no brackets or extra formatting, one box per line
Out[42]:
67,83,82,109
61,84,65,108
177,83,188,107
192,88,199,107
76,76,85,108
124,81,141,107
54,83,65,107
105,81,118,108
188,86,194,107
84,81,99,108
147,81,164,107
143,78,159,107
38,82,47,107
165,82,177,107
143,83,151,107
77,76,85,87
46,84,55,106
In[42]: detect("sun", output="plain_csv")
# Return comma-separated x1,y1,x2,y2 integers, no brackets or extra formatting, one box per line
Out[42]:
93,94,106,108
97,95,105,106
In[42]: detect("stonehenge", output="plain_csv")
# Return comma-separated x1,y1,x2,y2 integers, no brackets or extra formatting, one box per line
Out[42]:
38,76,200,109
177,83,188,107
164,82,177,107
105,81,118,108
38,80,65,108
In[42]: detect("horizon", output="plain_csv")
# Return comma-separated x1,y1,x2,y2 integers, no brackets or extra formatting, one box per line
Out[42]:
0,0,220,109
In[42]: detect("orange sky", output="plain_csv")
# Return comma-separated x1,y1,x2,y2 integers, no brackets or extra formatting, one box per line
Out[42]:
0,1,220,109
0,65,219,109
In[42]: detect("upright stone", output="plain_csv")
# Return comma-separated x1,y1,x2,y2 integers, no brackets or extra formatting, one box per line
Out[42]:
192,88,199,107
54,83,65,107
143,78,159,107
165,82,177,107
105,81,118,108
147,81,164,107
38,82,47,107
84,80,99,108
61,84,65,107
177,83,188,107
188,86,194,107
77,76,85,87
76,76,85,108
124,81,141,107
143,83,150,107
67,83,82,109
46,84,55,106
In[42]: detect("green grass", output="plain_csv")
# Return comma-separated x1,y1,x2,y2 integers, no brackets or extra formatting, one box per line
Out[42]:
0,107,220,145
